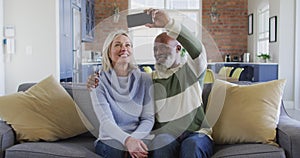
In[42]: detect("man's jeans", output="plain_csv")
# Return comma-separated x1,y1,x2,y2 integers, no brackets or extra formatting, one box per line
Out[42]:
151,131,214,158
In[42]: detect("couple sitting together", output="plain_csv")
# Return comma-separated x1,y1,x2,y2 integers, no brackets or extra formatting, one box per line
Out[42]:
87,8,213,158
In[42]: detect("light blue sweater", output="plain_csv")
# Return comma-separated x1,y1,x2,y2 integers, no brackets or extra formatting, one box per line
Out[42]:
93,68,154,145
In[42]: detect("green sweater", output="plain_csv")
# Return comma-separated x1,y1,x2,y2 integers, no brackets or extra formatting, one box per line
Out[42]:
152,20,211,137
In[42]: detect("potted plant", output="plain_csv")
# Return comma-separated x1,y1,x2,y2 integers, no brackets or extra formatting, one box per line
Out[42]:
257,53,270,63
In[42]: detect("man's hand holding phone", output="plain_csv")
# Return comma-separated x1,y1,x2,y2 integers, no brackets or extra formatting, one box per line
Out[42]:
144,9,170,28
126,9,171,29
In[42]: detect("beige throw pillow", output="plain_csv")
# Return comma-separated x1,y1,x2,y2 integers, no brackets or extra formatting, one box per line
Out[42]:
206,79,286,145
0,75,88,142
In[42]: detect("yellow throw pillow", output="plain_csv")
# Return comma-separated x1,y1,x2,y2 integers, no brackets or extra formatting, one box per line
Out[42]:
0,75,88,142
206,79,286,145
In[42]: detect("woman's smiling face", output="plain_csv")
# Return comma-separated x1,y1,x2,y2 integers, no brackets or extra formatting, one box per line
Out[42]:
109,34,132,67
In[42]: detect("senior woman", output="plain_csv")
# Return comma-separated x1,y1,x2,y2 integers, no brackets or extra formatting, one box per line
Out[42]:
91,30,154,158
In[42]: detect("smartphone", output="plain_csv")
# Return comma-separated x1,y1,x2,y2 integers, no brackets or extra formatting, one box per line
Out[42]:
127,12,153,28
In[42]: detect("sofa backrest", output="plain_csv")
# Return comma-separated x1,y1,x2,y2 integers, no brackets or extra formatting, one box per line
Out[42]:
17,81,288,129
17,83,36,92
202,83,212,112
62,83,100,137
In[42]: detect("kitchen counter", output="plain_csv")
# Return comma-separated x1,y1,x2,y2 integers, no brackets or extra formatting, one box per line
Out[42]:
81,61,101,65
208,62,278,65
207,62,278,82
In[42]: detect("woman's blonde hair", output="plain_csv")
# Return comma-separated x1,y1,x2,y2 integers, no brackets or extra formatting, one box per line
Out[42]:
101,30,137,71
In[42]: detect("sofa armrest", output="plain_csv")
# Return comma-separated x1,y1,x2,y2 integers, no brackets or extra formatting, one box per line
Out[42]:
0,121,15,158
277,115,300,158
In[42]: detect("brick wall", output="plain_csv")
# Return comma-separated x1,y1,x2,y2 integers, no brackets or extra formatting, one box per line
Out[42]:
94,0,128,24
91,0,248,62
203,0,248,62
84,0,129,53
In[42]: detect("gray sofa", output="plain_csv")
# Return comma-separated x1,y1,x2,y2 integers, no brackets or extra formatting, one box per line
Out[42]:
0,82,300,158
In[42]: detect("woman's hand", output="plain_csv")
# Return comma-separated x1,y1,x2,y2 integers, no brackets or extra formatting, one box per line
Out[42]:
144,8,170,28
125,136,149,158
86,72,99,90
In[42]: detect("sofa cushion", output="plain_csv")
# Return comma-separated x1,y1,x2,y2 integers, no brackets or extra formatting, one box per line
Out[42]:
206,79,286,145
5,141,100,158
0,75,88,142
213,144,285,158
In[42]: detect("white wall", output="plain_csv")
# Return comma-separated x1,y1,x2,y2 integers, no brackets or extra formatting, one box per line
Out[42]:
0,0,4,95
295,0,300,110
248,0,296,108
269,0,280,63
247,0,269,62
4,0,60,94
277,0,295,108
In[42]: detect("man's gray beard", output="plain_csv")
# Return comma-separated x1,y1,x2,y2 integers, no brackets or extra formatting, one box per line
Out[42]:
155,55,175,72
155,63,169,73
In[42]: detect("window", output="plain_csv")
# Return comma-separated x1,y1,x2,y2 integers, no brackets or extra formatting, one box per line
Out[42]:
257,5,269,55
129,0,201,63
130,0,200,9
